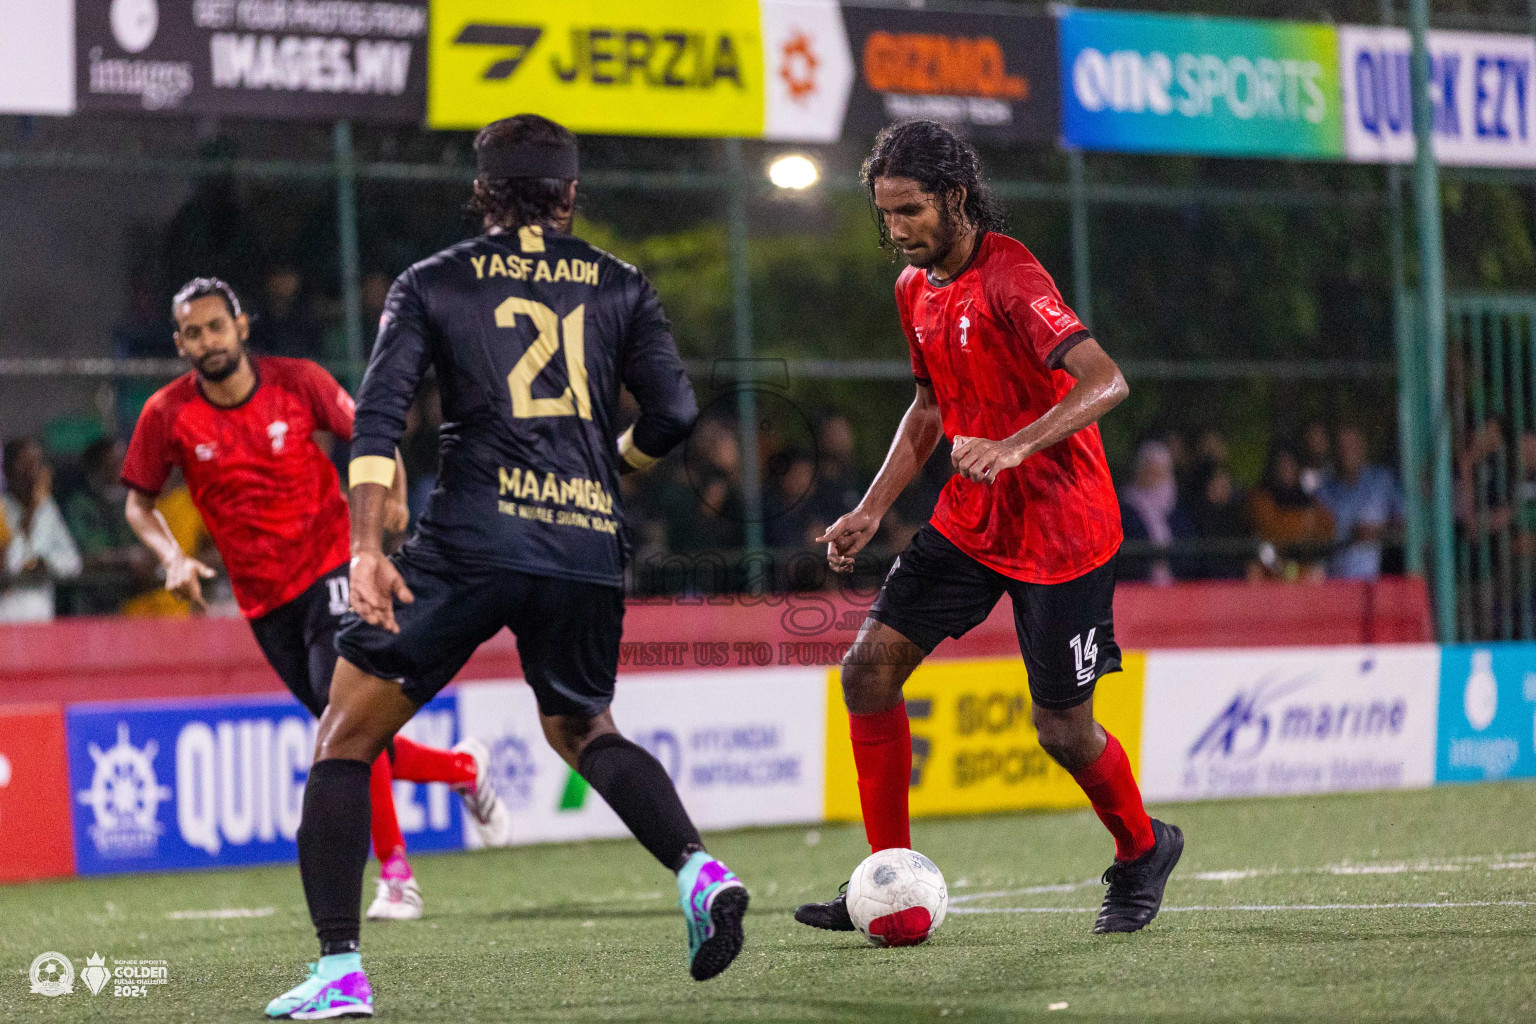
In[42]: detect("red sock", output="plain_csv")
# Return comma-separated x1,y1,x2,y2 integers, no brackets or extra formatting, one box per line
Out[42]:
1071,731,1155,862
849,704,912,852
368,753,406,862
390,735,477,786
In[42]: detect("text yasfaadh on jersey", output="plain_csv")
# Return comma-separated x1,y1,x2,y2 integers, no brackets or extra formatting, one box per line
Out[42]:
120,357,355,618
897,232,1122,584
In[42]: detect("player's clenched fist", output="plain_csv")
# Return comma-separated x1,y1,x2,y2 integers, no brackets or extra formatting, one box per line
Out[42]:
951,435,1026,484
350,549,414,633
818,507,881,574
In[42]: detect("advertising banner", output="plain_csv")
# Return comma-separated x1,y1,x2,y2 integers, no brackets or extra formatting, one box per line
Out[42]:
824,655,1146,822
429,0,764,136
0,2,74,115
760,0,854,143
76,0,428,120
1340,26,1536,167
456,669,826,846
65,694,460,876
1139,646,1440,802
1437,645,1536,782
1059,8,1345,159
840,6,1057,144
0,705,76,883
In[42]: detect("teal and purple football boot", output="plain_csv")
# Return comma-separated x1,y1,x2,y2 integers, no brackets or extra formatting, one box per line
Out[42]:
677,852,749,981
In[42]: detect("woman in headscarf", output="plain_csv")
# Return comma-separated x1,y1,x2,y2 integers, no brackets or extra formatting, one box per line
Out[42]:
1119,440,1192,585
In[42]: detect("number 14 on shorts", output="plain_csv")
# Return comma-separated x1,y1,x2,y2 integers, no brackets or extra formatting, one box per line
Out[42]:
1070,628,1099,686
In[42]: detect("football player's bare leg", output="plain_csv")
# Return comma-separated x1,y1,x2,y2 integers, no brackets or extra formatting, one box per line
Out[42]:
840,617,927,851
1037,694,1155,864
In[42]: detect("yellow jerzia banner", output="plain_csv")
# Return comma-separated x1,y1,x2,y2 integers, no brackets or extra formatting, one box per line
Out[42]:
824,654,1146,820
429,0,765,136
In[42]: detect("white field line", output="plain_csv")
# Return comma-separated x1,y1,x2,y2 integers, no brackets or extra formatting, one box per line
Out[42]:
952,900,1536,916
949,852,1536,906
166,907,276,920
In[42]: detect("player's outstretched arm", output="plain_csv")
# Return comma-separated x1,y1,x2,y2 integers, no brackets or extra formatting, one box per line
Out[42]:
819,383,944,573
951,338,1128,484
124,488,215,611
348,479,414,634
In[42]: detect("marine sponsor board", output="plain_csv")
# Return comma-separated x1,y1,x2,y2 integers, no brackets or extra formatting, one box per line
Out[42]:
76,0,428,120
0,2,74,115
1139,646,1440,802
1340,26,1536,167
64,694,460,875
455,668,825,846
840,5,1058,144
1058,8,1345,159
429,0,765,136
824,655,1146,821
1438,644,1536,782
0,705,76,883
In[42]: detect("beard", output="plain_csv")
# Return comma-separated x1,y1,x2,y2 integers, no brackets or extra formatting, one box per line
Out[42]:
196,348,241,382
901,208,962,270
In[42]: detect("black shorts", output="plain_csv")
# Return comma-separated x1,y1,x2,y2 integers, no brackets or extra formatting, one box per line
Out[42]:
334,544,625,717
869,525,1122,710
248,562,351,718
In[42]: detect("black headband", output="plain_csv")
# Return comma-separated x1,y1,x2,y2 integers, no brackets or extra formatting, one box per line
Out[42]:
476,142,579,180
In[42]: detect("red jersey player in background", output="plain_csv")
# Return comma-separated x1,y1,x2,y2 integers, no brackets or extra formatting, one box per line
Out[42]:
121,277,512,921
796,121,1183,938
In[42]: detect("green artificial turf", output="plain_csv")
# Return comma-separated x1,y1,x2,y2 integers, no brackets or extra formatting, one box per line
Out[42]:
4,782,1536,1022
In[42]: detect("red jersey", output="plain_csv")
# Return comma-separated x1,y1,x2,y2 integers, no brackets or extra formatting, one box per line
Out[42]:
896,232,1122,584
121,356,356,619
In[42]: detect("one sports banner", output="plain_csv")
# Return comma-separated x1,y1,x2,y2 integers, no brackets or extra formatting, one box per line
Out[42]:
75,0,428,120
65,693,461,876
1437,645,1536,783
455,669,826,846
429,0,853,141
1058,7,1345,159
1138,645,1440,802
1341,26,1536,167
840,5,1059,144
824,655,1146,821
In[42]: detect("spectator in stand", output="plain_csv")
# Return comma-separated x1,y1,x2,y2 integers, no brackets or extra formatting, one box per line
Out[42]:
763,448,819,549
1119,440,1193,585
62,438,159,613
251,265,323,357
1317,426,1404,580
1248,447,1334,581
1299,420,1334,496
1185,458,1249,580
0,438,82,622
677,418,745,553
809,414,867,524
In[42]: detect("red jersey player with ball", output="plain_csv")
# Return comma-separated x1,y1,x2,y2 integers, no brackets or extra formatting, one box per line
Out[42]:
796,121,1183,936
122,278,511,922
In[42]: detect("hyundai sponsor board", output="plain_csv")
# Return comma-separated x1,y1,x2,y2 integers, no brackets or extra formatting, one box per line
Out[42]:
1058,8,1345,159
455,668,825,847
1437,645,1536,782
1341,26,1536,167
65,694,459,875
1139,646,1440,802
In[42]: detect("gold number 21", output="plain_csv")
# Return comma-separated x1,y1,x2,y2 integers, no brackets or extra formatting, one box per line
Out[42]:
496,297,591,419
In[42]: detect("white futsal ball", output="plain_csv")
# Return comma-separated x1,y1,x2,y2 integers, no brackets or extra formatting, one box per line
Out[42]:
846,847,948,946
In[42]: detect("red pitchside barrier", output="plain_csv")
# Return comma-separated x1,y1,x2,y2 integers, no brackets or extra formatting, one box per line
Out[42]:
0,577,1432,707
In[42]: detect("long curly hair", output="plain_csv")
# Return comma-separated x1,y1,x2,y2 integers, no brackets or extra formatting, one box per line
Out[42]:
861,120,1007,253
470,114,578,231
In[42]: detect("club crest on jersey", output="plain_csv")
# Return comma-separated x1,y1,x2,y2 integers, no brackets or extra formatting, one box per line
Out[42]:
958,315,971,350
267,421,288,454
1030,295,1080,334
194,442,217,462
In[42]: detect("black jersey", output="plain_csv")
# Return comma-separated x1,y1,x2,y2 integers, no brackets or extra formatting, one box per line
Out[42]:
351,225,697,587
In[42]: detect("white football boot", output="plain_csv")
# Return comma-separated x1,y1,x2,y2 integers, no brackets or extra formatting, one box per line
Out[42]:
451,738,514,847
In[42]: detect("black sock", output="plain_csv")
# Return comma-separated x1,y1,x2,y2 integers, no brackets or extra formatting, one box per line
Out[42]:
298,758,372,956
578,733,705,872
